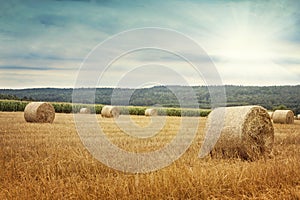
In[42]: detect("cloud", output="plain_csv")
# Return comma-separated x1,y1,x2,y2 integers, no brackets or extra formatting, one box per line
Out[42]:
36,14,68,27
0,0,299,88
0,65,75,71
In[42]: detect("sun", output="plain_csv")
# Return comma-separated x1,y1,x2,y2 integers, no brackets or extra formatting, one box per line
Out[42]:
207,1,287,64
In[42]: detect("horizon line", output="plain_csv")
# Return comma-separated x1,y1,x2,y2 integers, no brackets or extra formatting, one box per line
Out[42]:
1,84,300,90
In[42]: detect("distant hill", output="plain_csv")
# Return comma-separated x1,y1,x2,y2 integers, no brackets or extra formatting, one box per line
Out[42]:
0,85,299,114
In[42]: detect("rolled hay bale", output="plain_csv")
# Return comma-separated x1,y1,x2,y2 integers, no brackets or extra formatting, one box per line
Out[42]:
145,108,158,116
203,105,274,161
79,108,91,114
297,114,300,120
268,111,274,119
272,110,294,124
24,102,55,123
101,105,120,118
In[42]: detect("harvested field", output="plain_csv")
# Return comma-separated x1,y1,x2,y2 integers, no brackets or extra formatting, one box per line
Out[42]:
0,112,300,199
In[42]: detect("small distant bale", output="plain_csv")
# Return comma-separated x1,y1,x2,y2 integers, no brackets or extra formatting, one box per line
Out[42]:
79,108,91,114
272,110,294,124
297,114,300,120
145,108,158,116
268,111,274,119
24,102,55,123
203,105,274,161
101,105,120,118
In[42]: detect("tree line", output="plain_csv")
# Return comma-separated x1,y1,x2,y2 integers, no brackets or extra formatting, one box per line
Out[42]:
0,85,299,114
0,100,211,117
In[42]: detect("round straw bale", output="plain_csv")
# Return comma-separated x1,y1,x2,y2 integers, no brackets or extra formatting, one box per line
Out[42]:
297,114,300,120
268,111,273,119
24,102,55,123
272,110,294,124
101,105,120,118
204,105,274,161
145,108,158,116
80,107,91,114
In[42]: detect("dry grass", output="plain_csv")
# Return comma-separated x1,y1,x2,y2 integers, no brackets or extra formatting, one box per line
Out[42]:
79,108,91,114
101,106,120,118
24,102,55,123
145,108,158,116
273,110,294,124
203,106,274,161
0,112,300,199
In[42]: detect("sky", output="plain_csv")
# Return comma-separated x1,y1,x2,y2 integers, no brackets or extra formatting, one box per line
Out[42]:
0,0,299,89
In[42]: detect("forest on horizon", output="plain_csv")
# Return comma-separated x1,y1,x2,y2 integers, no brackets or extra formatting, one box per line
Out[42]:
0,85,299,114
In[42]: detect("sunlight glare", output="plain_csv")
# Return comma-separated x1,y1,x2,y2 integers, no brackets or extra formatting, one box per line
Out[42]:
219,27,273,62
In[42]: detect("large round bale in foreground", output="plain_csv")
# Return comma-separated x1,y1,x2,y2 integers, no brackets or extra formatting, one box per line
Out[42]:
79,108,91,114
145,108,158,116
101,105,120,118
272,110,294,124
24,102,55,123
204,105,274,161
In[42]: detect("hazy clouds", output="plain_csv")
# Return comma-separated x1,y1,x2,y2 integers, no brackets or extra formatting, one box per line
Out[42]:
0,0,299,88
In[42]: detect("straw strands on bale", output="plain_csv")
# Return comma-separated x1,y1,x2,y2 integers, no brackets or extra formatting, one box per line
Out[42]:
24,102,55,123
268,111,274,119
145,108,158,116
272,110,294,124
101,105,120,118
202,105,274,161
79,108,91,114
